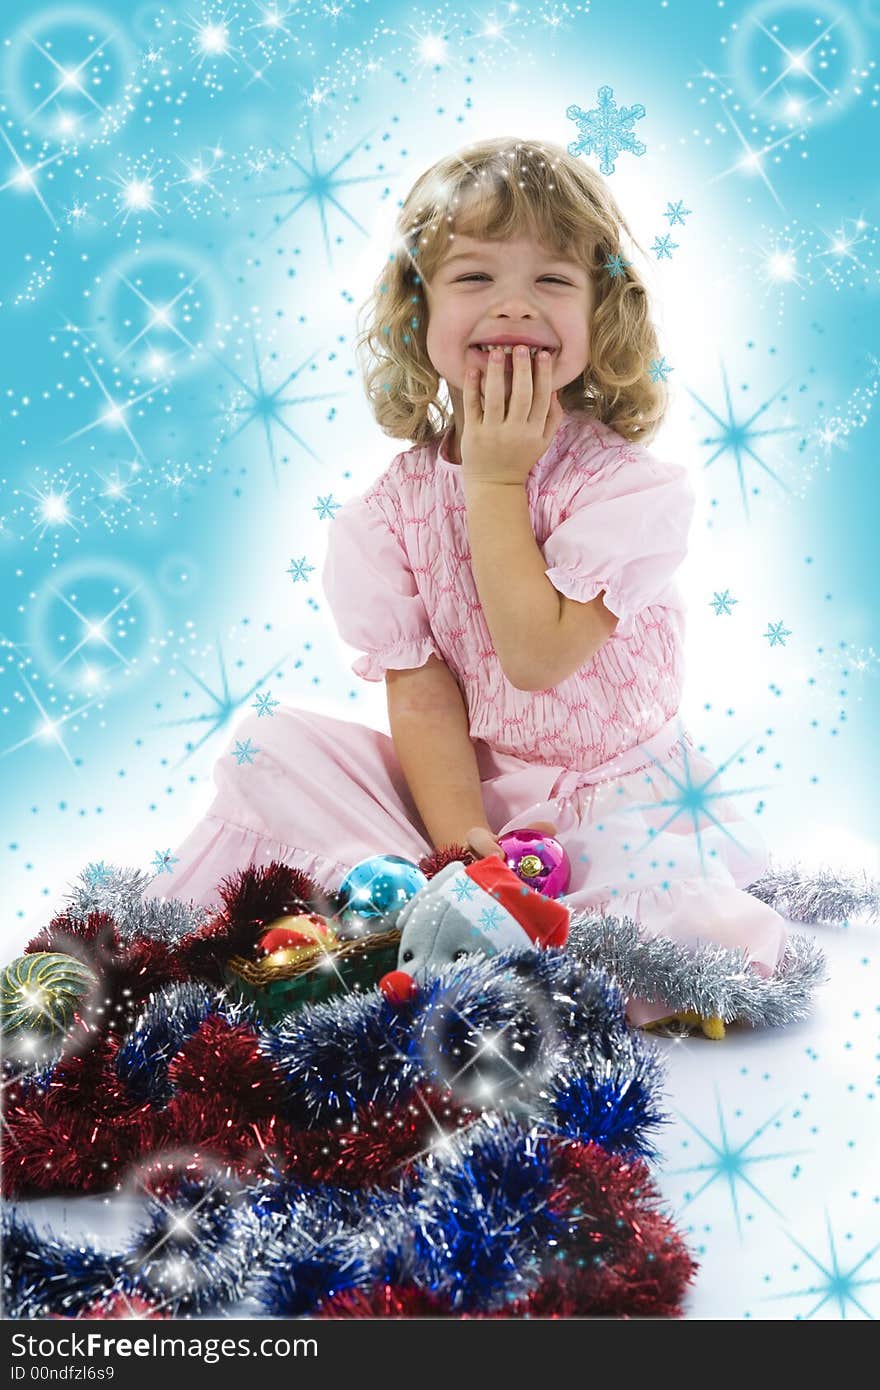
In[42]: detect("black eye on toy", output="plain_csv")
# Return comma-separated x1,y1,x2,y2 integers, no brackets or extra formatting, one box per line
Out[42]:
453,949,469,962
402,949,414,963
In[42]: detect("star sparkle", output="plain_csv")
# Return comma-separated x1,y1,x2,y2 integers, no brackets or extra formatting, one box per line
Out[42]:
686,360,799,517
112,270,205,364
63,349,157,463
47,581,141,679
764,1215,880,1320
0,125,64,229
669,1090,808,1236
621,718,772,875
0,663,102,768
156,639,293,765
25,30,111,125
215,327,339,484
252,121,389,260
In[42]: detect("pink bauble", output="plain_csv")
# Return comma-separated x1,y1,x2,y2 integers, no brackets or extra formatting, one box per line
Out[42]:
497,828,570,898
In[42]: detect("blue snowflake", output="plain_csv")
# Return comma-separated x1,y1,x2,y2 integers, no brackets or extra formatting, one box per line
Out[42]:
151,849,179,875
252,690,279,717
710,590,739,616
232,737,260,765
664,200,693,226
604,253,630,279
286,556,314,583
314,494,342,521
82,860,113,888
651,233,679,260
765,621,792,647
477,903,506,933
451,876,479,904
648,356,673,383
566,85,647,176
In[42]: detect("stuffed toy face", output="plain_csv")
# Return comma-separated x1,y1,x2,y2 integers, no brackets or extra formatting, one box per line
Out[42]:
397,853,573,975
394,861,496,983
386,856,569,999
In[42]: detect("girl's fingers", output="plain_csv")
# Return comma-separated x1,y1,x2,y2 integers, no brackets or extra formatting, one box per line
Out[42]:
527,349,554,426
467,827,505,860
483,348,506,423
463,365,483,421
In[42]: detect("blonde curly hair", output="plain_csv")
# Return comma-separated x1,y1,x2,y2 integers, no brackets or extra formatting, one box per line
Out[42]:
354,136,668,448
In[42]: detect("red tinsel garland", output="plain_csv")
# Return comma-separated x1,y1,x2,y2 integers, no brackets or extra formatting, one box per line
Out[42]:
311,1142,698,1320
2,1001,476,1197
3,852,698,1318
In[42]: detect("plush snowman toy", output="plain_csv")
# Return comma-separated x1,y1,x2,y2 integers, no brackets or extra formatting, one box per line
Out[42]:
378,855,570,1003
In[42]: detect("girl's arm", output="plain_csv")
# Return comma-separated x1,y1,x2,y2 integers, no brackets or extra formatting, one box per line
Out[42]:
386,656,498,854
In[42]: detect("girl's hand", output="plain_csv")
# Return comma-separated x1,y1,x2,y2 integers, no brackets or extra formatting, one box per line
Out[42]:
465,820,558,862
460,347,565,488
465,825,506,861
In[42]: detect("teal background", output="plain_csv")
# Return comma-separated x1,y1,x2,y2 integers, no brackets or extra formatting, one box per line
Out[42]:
1,0,878,1319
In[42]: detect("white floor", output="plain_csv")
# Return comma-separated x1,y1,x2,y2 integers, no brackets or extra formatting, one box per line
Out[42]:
7,914,877,1321
652,912,879,1319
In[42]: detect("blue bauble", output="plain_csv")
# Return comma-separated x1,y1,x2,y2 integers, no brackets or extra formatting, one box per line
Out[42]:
336,855,428,938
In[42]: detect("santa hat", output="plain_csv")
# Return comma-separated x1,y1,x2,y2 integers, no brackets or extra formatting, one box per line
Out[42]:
430,855,570,955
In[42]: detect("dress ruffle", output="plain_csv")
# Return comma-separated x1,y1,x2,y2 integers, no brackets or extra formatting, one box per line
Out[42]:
145,812,360,912
352,633,441,683
543,564,639,641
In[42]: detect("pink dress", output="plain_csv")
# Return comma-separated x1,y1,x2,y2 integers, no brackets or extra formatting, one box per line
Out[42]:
144,409,788,1026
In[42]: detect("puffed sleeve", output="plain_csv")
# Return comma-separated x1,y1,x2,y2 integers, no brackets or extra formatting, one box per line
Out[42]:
542,449,695,640
321,493,441,681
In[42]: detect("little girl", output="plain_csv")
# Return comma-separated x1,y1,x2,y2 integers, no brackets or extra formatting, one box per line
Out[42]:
146,137,788,1032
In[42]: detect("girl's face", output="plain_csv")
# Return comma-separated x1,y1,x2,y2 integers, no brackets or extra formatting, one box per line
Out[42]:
423,227,594,442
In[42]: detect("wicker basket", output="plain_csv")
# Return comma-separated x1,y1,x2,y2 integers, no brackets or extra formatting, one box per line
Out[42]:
225,927,402,1020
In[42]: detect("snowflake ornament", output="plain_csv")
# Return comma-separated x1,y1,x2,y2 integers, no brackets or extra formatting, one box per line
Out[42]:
566,85,647,176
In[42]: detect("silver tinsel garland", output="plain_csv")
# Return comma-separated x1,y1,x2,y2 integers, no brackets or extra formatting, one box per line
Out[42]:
746,856,880,926
62,865,210,946
52,856,877,1031
565,909,828,1027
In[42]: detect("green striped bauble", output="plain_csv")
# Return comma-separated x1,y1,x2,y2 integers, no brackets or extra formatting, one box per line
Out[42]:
0,952,98,1038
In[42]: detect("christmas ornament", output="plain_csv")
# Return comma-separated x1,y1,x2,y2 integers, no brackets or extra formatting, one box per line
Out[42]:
181,862,338,982
382,854,569,989
335,855,428,937
498,826,571,898
0,953,98,1042
258,914,334,956
227,929,400,1021
258,915,338,971
642,1009,727,1040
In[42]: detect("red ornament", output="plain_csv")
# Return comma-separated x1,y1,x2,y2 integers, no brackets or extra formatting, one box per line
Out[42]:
259,914,331,955
379,970,420,1005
